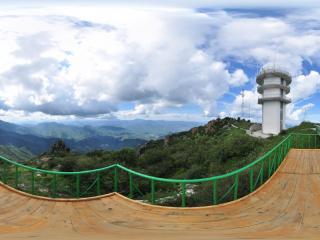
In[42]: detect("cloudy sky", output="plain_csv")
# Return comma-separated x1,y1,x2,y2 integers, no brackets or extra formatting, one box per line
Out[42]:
0,1,320,124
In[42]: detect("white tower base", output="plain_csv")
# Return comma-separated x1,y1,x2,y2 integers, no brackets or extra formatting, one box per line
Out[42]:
262,101,281,135
257,68,292,135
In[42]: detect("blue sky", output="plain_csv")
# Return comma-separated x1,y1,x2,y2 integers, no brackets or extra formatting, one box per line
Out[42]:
0,1,319,124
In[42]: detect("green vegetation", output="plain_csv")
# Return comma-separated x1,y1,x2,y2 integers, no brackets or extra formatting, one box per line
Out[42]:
1,118,318,207
27,119,319,179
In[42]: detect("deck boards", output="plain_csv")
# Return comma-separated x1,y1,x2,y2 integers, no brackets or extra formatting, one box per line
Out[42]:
0,149,320,239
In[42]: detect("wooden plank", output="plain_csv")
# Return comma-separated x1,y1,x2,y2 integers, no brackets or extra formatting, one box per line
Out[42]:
0,149,319,239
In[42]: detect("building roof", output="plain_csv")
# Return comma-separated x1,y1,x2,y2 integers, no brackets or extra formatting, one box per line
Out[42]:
256,68,292,85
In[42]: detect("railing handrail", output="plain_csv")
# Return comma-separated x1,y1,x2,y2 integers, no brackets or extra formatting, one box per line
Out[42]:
0,131,318,206
0,155,117,175
117,134,291,183
0,134,292,183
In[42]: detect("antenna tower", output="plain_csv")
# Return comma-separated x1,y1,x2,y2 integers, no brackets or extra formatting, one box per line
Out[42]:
241,89,244,119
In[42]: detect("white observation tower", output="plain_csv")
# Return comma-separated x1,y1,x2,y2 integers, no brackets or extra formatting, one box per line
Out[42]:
256,67,292,135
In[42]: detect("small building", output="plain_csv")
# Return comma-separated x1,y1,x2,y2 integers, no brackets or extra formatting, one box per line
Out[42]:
256,67,292,135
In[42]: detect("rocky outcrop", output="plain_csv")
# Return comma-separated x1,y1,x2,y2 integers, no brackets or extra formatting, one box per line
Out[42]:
50,140,70,154
249,123,262,133
164,136,172,146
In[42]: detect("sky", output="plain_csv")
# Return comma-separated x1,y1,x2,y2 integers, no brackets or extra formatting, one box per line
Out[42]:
0,1,320,124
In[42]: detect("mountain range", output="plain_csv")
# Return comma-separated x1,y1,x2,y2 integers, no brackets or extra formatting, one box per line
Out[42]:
0,119,200,155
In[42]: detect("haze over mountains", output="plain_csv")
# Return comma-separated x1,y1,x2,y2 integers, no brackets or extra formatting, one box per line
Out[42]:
0,119,200,156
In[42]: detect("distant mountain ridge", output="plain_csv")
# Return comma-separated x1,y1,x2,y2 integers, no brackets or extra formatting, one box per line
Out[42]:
0,127,145,154
0,119,200,155
22,119,200,140
0,128,56,154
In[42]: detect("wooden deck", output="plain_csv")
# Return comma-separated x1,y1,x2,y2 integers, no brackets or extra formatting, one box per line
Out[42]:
0,149,320,239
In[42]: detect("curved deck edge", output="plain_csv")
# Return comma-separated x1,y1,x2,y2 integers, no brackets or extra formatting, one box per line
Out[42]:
0,148,291,208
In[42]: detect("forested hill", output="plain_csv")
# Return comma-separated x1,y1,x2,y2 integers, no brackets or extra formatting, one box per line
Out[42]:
0,145,34,162
28,117,318,180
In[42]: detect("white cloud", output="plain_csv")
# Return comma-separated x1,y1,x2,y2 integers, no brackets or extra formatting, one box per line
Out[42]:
0,9,249,119
228,69,249,87
0,6,319,122
210,14,320,74
290,71,320,101
211,9,320,124
3,0,320,9
287,103,315,122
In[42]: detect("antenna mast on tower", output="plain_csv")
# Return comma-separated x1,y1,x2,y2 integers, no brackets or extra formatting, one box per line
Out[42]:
303,109,308,122
241,89,244,119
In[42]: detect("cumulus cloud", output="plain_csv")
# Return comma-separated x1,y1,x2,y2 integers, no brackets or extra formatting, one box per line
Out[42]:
0,6,319,122
228,69,249,87
287,103,315,123
209,13,320,74
213,9,320,123
4,0,320,9
0,9,249,119
290,71,320,101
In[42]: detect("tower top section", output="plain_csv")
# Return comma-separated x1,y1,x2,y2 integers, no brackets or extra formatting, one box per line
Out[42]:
256,67,292,85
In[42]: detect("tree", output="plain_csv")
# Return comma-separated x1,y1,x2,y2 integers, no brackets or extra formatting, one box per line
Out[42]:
50,140,70,155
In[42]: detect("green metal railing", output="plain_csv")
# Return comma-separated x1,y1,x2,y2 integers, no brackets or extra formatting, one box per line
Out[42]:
0,133,319,207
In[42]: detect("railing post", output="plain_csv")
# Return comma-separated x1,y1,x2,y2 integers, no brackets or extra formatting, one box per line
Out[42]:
285,141,288,155
3,162,7,184
15,166,19,188
268,155,271,178
151,179,155,204
181,182,186,207
234,174,238,200
309,135,311,149
289,135,292,149
260,162,264,186
129,173,133,198
212,179,217,205
31,171,35,194
277,147,281,167
96,172,101,195
249,168,254,192
272,151,277,174
76,174,80,198
114,166,118,192
52,174,57,198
